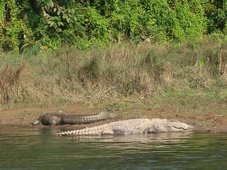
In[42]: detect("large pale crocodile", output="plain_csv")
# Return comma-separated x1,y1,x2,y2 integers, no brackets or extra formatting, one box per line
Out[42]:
57,118,193,136
32,112,115,126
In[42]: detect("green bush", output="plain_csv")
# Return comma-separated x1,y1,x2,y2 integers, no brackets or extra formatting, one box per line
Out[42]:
0,0,225,52
203,0,226,33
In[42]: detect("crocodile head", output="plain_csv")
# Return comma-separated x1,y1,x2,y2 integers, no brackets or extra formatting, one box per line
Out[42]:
32,113,62,126
32,120,41,126
31,115,43,126
147,119,193,133
167,119,193,132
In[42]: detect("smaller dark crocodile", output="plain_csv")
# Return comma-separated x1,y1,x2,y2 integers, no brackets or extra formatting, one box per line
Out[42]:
32,112,116,126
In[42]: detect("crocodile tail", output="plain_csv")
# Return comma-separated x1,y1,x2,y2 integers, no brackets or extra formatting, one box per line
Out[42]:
57,123,114,136
62,112,116,124
80,112,115,123
57,127,99,136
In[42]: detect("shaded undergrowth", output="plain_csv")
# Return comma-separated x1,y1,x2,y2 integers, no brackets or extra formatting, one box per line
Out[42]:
0,35,226,111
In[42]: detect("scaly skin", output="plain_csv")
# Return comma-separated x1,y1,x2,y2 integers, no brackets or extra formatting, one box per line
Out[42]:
32,112,116,126
57,118,193,136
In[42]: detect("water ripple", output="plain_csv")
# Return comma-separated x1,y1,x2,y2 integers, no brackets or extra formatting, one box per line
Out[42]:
0,125,227,169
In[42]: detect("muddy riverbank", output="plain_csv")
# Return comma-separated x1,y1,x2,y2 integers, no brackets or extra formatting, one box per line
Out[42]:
0,103,227,133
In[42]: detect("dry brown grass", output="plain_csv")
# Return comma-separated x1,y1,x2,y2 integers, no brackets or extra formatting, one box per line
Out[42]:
0,64,24,103
0,35,226,109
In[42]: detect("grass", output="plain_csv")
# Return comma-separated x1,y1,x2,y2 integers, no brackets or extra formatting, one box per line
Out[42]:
0,34,226,113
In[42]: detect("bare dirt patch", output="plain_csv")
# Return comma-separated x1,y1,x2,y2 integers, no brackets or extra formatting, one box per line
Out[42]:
0,103,227,133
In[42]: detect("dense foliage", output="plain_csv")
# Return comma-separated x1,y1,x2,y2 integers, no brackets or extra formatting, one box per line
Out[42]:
0,0,226,52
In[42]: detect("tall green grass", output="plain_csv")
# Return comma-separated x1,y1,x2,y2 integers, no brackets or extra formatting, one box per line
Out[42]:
0,35,226,109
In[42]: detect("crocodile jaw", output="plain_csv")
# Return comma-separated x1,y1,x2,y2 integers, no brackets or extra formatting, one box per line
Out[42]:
147,119,193,133
32,120,40,126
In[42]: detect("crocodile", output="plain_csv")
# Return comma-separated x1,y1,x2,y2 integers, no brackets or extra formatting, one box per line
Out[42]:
32,112,115,126
57,118,193,136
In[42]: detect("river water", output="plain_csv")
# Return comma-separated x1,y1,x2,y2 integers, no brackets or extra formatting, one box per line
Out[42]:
0,125,227,170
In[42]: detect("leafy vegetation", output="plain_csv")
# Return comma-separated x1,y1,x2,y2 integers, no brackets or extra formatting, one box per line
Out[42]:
0,0,226,110
0,0,225,52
